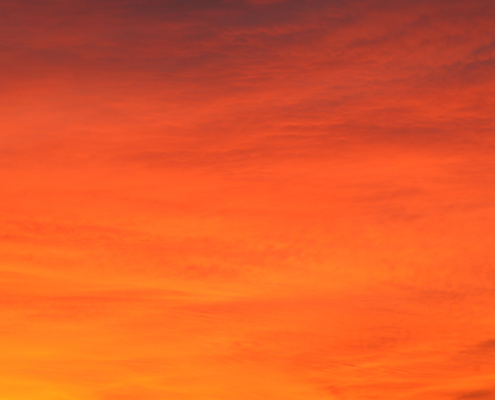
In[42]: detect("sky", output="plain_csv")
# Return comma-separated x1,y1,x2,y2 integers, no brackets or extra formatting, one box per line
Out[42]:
1,0,495,399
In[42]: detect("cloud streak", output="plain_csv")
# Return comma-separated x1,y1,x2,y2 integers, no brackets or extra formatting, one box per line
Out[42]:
1,0,495,399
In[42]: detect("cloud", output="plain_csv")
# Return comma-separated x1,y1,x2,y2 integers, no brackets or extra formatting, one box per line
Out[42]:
457,390,495,400
0,0,493,174
1,1,495,399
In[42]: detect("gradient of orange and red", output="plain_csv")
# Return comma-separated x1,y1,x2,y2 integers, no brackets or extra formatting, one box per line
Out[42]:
1,0,495,399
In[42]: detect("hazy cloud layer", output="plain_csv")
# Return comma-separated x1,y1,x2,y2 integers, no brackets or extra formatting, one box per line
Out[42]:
1,1,495,399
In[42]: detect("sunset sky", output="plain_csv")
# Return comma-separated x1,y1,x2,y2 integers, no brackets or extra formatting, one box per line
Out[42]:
1,0,495,399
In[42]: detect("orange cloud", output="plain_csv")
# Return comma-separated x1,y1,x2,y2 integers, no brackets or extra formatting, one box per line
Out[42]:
1,0,495,399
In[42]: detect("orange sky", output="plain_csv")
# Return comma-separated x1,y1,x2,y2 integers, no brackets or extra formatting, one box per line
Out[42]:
1,0,495,399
